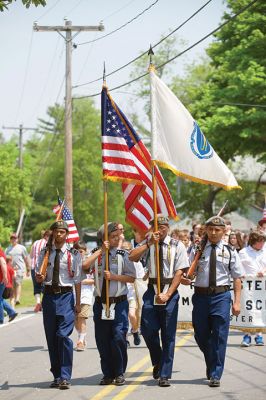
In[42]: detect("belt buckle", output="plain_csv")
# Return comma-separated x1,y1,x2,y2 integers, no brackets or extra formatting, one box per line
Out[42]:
53,287,61,294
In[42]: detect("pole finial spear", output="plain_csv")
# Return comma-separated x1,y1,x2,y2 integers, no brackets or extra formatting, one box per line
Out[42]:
148,45,155,72
103,61,107,87
56,188,60,197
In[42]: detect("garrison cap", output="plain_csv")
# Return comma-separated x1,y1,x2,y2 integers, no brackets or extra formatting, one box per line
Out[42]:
149,214,169,226
205,216,226,227
50,219,69,231
97,222,118,241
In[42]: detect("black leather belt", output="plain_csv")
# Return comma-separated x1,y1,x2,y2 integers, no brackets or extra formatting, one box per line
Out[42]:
44,285,73,295
149,278,173,285
95,295,127,305
194,285,230,295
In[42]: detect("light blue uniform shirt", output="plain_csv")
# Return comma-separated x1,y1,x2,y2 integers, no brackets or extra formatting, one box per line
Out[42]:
142,235,189,277
36,243,82,286
92,247,136,297
190,240,243,287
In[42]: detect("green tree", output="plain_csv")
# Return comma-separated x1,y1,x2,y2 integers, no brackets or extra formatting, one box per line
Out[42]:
0,141,32,245
0,0,46,12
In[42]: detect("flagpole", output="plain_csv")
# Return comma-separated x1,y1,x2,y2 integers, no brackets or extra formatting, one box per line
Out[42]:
102,64,110,318
148,46,161,295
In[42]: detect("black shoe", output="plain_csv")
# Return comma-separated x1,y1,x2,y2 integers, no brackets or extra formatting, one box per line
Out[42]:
133,331,141,346
15,301,20,305
158,378,171,387
153,364,160,380
126,340,130,348
99,377,114,385
49,379,60,388
206,368,210,380
59,380,71,390
209,378,220,387
9,313,18,323
115,375,125,386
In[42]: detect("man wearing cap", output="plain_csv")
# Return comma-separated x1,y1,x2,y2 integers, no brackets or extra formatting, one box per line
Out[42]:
82,222,136,386
129,214,189,387
5,233,30,306
189,215,243,387
36,220,82,390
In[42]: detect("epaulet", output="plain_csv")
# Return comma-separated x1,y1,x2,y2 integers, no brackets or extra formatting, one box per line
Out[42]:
69,247,79,256
91,247,100,254
116,249,126,256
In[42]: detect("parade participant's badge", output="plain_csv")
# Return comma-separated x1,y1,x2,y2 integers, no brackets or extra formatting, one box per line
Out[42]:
190,121,213,159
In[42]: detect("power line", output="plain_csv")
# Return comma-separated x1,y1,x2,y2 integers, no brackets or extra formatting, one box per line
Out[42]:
35,0,62,21
75,0,160,46
73,0,214,89
73,0,259,99
15,30,34,124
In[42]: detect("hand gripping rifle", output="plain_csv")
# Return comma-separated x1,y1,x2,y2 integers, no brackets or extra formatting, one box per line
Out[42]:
186,201,228,280
39,200,65,278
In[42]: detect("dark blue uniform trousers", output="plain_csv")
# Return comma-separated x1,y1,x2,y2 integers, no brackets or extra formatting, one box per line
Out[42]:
192,291,231,380
141,287,179,379
93,300,129,379
42,292,75,381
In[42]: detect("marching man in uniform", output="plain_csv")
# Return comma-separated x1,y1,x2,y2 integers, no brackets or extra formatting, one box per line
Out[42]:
129,214,189,387
189,216,243,387
83,222,136,386
36,220,82,390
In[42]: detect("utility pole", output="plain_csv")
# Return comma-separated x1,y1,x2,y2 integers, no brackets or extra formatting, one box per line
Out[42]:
33,20,104,212
2,124,36,239
2,124,36,168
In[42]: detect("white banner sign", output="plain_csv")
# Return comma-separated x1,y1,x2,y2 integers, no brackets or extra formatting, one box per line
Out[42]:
178,276,266,328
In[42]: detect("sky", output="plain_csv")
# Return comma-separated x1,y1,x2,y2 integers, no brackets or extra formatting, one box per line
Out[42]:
0,0,228,142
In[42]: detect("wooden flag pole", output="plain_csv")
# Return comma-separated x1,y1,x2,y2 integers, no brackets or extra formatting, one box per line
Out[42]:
151,161,161,295
149,46,161,296
103,180,110,318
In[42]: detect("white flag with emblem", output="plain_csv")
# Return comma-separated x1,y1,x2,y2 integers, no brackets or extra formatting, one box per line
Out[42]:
150,70,240,190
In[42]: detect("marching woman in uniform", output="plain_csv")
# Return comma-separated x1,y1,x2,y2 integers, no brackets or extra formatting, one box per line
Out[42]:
83,222,136,386
129,214,189,387
36,220,82,390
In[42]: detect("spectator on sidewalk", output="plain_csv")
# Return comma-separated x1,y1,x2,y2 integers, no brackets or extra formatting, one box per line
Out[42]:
3,255,17,322
0,248,9,325
5,233,30,306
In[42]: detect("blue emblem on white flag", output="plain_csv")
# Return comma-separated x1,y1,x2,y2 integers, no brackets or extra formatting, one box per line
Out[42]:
190,121,213,159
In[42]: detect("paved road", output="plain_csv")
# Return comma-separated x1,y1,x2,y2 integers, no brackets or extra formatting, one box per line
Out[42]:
0,308,265,400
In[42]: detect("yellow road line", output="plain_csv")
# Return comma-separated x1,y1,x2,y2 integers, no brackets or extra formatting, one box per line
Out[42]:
89,354,151,400
112,333,192,400
89,332,192,400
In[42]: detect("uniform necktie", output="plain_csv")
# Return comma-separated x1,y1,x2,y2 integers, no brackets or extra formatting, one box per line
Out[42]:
159,242,164,292
209,244,217,288
101,254,108,303
52,248,61,287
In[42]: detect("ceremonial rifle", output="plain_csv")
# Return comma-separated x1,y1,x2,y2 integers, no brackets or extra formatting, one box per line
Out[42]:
39,200,65,278
186,201,228,279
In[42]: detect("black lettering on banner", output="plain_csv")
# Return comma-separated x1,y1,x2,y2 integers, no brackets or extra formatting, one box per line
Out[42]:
182,297,190,306
256,300,262,310
249,316,253,322
255,280,262,290
246,300,252,310
246,280,252,290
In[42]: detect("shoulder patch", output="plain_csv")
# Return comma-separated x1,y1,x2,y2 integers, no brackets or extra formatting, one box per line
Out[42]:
69,248,79,256
116,249,126,256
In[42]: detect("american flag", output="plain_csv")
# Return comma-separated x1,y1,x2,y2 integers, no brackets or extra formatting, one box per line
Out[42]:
101,86,178,232
53,197,80,243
